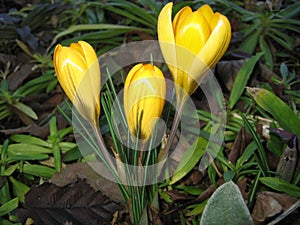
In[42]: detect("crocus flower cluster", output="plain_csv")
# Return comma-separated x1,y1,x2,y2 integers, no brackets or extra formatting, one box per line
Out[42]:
53,3,231,143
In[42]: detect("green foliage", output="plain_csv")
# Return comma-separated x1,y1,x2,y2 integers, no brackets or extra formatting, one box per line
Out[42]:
229,52,264,109
1,0,300,224
169,137,206,185
260,177,300,197
237,2,300,69
0,116,76,222
247,87,300,137
0,74,55,122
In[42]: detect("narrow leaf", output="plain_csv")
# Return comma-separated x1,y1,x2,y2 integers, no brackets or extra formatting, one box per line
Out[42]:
0,198,18,217
10,134,51,148
247,87,300,137
13,102,38,120
229,53,264,109
259,177,300,197
169,137,206,185
9,177,30,203
259,36,273,69
23,164,55,178
241,113,269,176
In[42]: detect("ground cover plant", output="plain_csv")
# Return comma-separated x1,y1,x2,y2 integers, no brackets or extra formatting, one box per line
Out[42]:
0,0,299,224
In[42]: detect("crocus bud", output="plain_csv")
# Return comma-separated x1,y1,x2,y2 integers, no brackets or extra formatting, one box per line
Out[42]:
124,64,166,140
54,41,100,125
158,3,231,96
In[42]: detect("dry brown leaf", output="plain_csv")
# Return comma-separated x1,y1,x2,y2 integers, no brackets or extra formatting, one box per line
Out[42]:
252,191,298,222
228,126,252,165
216,59,247,91
7,63,33,91
50,162,124,203
24,180,123,225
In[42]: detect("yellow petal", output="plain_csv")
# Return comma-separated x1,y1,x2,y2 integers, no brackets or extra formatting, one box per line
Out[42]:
54,41,101,124
173,6,192,34
77,41,99,68
124,63,143,87
173,11,210,95
124,64,166,140
158,2,175,45
197,4,214,25
197,13,231,68
157,2,178,82
174,11,210,55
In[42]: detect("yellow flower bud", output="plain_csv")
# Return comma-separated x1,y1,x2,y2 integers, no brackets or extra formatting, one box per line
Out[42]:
158,3,231,96
53,41,100,124
124,64,166,140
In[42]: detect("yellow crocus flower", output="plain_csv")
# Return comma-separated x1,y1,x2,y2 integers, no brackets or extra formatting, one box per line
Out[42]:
54,41,100,125
158,3,231,96
124,64,166,140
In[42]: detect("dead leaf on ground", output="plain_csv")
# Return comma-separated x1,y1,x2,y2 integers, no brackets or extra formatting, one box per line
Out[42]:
228,126,252,165
24,180,124,225
164,190,194,202
50,162,124,203
252,191,298,223
216,59,247,91
7,63,33,91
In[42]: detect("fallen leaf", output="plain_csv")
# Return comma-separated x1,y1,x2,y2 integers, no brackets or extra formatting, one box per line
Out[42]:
24,180,124,225
50,162,124,203
7,63,33,91
228,126,252,165
164,190,194,202
216,59,248,91
252,191,298,222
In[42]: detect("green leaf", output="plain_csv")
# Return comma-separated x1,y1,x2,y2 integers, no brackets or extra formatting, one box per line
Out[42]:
2,164,18,176
279,2,300,18
7,154,48,162
268,32,292,51
0,217,22,225
22,164,55,178
0,179,11,204
176,185,204,195
241,114,269,176
246,87,300,137
9,177,30,203
259,36,273,69
10,134,51,148
50,24,152,49
169,137,206,185
12,102,38,120
14,74,54,97
186,200,208,216
236,141,257,168
200,181,253,225
239,28,261,54
0,198,18,217
223,171,236,182
229,53,264,109
62,146,82,162
8,143,52,154
259,177,300,197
